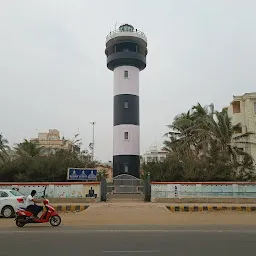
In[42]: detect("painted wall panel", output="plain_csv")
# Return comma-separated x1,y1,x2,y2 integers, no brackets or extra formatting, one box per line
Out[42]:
151,183,256,199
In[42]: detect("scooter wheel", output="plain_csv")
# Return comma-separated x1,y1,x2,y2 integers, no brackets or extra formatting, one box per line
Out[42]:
16,217,25,228
50,215,61,227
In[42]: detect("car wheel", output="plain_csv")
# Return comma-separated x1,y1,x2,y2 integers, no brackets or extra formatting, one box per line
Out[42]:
1,206,15,218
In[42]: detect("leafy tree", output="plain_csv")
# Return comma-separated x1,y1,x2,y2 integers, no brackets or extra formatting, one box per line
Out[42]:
97,169,109,181
0,139,96,182
0,133,10,163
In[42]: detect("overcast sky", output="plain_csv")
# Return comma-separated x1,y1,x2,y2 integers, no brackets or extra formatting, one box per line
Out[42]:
0,0,255,162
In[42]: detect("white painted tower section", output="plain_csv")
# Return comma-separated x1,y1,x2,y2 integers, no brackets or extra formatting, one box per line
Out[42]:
113,65,140,159
114,66,139,96
113,125,140,156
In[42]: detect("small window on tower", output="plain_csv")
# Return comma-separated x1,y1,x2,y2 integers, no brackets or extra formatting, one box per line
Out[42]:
124,101,128,108
124,132,129,140
124,70,129,79
124,164,129,173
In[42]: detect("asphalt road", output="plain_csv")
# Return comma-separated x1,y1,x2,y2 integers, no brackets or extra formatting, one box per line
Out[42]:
0,225,255,256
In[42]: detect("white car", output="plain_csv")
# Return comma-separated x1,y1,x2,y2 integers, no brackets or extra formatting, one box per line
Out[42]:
0,189,26,218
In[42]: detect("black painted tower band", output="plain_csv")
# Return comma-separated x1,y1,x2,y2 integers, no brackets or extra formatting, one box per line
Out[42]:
113,155,141,178
114,94,139,126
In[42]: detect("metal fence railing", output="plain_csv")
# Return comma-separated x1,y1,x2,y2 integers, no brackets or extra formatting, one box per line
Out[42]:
107,178,144,194
106,29,147,42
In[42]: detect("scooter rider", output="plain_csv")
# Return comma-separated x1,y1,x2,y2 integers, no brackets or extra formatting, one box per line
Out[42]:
26,190,43,217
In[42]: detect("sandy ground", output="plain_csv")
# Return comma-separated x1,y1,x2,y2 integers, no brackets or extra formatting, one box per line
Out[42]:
65,202,256,225
1,202,256,227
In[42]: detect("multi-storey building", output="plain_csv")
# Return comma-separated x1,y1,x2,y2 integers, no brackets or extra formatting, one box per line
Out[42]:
227,92,256,162
30,129,80,155
143,146,168,163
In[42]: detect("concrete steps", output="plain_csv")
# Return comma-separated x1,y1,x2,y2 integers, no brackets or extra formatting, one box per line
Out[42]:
107,193,144,202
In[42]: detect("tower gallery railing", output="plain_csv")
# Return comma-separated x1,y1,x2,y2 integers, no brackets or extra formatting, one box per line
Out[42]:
106,29,147,42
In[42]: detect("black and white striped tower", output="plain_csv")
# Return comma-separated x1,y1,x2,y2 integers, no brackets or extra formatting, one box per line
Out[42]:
105,24,148,178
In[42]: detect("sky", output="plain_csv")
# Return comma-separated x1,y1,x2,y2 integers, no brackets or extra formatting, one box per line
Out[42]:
0,0,256,162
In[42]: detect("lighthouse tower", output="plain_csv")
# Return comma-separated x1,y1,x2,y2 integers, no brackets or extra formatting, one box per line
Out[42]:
105,24,148,178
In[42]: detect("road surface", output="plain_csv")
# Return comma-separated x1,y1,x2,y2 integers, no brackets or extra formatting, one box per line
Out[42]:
0,225,255,255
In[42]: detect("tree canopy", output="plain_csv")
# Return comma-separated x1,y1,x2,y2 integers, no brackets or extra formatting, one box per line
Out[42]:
1,102,255,182
0,133,10,164
0,137,97,182
143,103,256,182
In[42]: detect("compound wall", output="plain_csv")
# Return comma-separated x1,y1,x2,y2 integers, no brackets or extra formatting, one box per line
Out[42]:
0,182,101,202
151,182,256,202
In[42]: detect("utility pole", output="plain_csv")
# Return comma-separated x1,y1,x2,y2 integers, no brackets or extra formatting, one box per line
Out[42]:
89,122,96,161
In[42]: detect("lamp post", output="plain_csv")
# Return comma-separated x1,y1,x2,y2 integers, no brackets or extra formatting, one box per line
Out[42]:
89,122,96,161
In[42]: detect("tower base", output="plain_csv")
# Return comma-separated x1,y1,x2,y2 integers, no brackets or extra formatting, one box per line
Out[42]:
113,155,140,178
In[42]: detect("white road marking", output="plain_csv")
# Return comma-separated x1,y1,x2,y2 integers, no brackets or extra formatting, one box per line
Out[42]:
102,250,160,253
0,229,255,234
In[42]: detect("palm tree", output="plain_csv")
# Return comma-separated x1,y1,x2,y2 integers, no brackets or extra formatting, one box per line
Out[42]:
191,102,214,119
164,106,212,157
209,108,254,166
14,139,44,158
163,110,195,153
164,104,254,170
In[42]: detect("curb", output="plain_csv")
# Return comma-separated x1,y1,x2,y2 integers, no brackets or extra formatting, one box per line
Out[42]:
166,205,256,212
54,205,90,212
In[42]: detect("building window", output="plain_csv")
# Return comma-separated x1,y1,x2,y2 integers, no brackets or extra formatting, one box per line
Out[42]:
234,126,242,134
232,101,241,113
124,164,129,173
124,132,129,140
254,102,256,114
124,70,129,78
146,157,152,162
124,101,128,108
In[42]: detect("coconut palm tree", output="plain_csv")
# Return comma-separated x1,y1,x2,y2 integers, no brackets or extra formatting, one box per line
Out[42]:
163,110,195,153
14,139,45,158
209,108,254,166
164,104,254,170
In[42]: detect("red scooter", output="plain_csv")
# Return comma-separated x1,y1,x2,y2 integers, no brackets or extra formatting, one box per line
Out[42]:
15,199,61,227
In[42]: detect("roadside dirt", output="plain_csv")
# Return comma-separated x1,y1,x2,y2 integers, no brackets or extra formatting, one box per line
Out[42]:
63,202,256,226
1,203,256,227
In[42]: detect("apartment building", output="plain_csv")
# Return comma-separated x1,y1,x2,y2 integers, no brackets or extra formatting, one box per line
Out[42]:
143,146,168,163
30,129,80,155
227,92,256,162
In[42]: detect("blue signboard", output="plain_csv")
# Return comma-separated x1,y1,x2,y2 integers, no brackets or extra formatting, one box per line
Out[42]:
67,168,97,181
